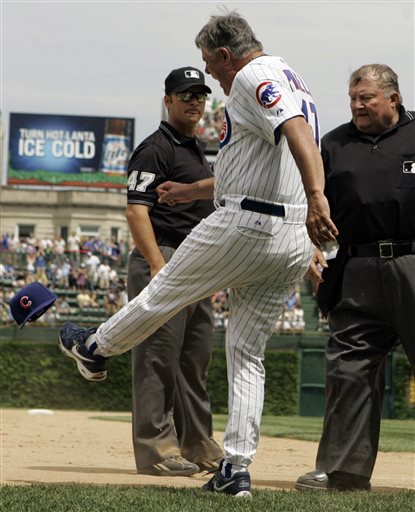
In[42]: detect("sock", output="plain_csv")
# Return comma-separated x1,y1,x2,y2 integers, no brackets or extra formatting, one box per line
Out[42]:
85,334,98,354
221,462,248,478
85,334,108,358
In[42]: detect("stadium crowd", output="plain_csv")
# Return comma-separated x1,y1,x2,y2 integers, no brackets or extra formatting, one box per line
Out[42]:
1,233,314,333
194,98,226,143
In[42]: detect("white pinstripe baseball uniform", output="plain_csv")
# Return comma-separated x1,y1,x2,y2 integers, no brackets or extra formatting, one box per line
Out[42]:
90,55,318,467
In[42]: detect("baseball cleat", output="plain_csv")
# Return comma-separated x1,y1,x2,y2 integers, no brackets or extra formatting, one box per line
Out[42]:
137,456,199,476
295,470,371,491
202,463,252,498
59,322,107,382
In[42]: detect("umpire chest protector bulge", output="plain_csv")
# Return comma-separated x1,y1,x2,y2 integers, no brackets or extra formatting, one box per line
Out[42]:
321,108,415,246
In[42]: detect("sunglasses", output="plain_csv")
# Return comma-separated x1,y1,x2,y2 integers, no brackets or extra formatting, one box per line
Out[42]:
175,92,207,103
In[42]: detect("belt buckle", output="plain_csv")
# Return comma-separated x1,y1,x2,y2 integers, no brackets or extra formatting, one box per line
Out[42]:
379,242,394,258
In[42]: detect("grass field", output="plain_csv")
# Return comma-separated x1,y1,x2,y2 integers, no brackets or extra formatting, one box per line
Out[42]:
91,414,415,453
1,483,414,512
2,414,413,511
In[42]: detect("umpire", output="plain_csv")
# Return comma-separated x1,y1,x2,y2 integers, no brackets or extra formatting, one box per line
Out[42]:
126,67,223,476
297,64,415,491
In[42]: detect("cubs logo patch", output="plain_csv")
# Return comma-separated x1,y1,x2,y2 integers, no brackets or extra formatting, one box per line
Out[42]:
20,296,32,309
219,108,232,148
256,81,282,109
403,161,415,174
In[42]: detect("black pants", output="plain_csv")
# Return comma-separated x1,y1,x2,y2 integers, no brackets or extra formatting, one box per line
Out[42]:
317,254,415,478
128,246,222,469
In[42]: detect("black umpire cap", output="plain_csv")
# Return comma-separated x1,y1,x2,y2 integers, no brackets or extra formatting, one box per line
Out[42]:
165,67,212,95
9,282,57,328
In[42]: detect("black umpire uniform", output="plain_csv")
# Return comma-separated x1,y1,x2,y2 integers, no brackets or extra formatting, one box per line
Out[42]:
316,107,415,479
127,121,223,471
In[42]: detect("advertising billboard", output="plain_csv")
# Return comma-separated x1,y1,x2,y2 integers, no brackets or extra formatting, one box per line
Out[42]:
8,113,135,189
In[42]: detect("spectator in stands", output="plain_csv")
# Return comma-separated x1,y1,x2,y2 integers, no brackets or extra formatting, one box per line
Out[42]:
76,289,99,309
292,303,305,333
5,287,16,305
35,248,47,272
55,260,71,289
34,267,49,286
212,105,225,136
25,273,36,285
100,239,113,260
84,251,101,287
90,237,102,254
75,264,90,290
108,265,119,287
53,235,66,265
0,262,15,280
97,261,111,290
212,299,225,328
103,285,121,315
46,261,58,284
39,237,53,260
26,233,37,249
68,265,78,289
280,308,293,334
67,231,81,265
0,288,13,323
80,237,93,254
211,290,229,329
25,241,37,273
194,97,225,144
109,238,121,263
55,295,72,320
274,289,306,334
7,234,20,253
117,281,128,308
13,270,27,288
1,233,10,251
38,302,57,325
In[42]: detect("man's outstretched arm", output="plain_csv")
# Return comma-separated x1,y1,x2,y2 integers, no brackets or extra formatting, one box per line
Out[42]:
157,177,214,204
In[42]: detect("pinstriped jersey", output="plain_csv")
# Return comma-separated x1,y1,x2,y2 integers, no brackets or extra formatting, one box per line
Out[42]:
214,55,320,206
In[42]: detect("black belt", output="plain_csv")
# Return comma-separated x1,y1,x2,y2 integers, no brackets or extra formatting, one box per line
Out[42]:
220,198,285,217
348,240,415,258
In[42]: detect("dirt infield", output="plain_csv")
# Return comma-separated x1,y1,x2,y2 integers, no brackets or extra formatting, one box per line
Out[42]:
1,408,414,491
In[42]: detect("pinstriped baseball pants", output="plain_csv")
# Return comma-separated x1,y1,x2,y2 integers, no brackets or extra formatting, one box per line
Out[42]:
93,196,314,466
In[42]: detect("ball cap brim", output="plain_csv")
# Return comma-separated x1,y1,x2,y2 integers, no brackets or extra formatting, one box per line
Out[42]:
9,282,57,328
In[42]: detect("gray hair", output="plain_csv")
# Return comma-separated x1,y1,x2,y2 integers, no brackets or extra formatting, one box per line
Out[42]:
349,64,402,106
195,11,263,58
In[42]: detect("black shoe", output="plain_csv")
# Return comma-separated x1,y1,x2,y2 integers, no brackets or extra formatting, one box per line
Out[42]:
59,322,107,382
202,462,252,498
137,456,199,476
295,470,371,491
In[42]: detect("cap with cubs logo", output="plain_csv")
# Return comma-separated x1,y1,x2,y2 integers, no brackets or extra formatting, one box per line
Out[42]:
165,67,212,94
9,282,57,328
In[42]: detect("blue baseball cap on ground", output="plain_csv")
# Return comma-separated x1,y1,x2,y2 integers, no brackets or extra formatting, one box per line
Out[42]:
9,282,57,328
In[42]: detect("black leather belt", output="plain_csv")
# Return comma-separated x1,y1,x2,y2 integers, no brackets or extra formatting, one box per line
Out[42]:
348,240,415,258
220,198,285,217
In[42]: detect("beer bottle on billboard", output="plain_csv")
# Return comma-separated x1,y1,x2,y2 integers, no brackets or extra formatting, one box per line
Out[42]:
99,119,131,174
